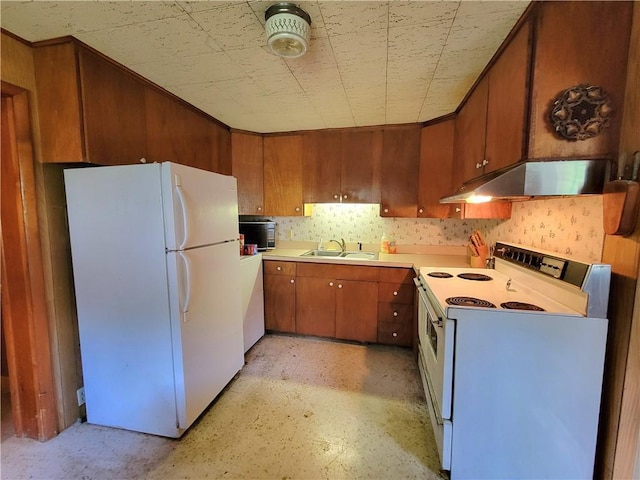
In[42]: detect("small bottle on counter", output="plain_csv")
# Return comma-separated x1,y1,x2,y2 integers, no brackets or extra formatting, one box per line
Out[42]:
388,233,397,254
380,233,390,253
239,234,245,256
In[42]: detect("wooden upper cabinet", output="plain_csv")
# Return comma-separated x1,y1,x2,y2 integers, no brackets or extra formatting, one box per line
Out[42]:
231,132,264,215
485,19,531,173
380,125,421,217
34,42,147,165
528,1,633,160
302,130,342,203
302,128,382,204
453,75,489,186
145,87,212,169
418,119,458,218
341,129,382,203
263,134,305,216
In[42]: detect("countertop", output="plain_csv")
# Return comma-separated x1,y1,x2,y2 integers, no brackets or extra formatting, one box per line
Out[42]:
261,248,470,271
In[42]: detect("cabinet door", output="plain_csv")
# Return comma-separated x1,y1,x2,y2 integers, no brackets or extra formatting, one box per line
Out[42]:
380,126,421,217
264,275,296,333
341,129,382,203
295,277,336,338
264,135,305,216
145,87,212,169
453,75,489,186
302,131,342,203
232,132,264,215
418,120,459,218
79,48,147,165
485,20,531,173
335,280,378,343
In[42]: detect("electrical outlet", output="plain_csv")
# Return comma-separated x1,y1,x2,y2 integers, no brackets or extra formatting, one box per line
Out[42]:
77,387,85,406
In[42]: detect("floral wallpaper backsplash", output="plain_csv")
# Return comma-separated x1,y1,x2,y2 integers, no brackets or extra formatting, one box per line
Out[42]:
273,196,605,262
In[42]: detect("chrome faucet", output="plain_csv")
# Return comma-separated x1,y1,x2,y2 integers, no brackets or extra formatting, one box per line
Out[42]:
330,238,346,253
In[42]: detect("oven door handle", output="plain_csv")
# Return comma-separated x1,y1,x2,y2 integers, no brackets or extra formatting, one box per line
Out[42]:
414,278,443,327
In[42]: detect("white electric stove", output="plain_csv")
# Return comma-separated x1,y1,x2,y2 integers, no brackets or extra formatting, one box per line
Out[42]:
414,241,611,480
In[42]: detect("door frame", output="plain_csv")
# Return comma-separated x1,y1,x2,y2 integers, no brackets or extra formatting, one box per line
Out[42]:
1,80,57,441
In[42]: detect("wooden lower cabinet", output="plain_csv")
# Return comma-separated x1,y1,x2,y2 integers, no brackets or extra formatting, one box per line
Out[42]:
295,276,336,337
263,261,296,333
335,280,378,343
264,260,415,347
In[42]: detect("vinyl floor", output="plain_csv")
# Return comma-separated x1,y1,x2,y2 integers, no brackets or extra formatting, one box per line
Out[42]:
1,334,446,479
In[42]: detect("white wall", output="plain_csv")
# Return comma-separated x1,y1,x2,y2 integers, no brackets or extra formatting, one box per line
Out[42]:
274,196,605,262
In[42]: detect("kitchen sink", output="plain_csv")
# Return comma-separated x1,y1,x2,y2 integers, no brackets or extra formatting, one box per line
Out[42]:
300,250,378,260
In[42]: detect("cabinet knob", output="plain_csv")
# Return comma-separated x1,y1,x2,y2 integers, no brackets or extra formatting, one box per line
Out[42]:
393,311,398,317
482,159,489,166
257,206,262,212
476,162,482,169
342,194,348,200
392,332,398,337
140,157,147,163
384,208,389,213
338,284,343,289
455,207,461,213
276,266,282,271
418,208,423,214
329,282,334,287
333,194,339,199
295,206,300,212
393,291,398,296
290,279,295,284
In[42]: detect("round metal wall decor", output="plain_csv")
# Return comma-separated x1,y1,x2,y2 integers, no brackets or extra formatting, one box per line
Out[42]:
549,84,614,141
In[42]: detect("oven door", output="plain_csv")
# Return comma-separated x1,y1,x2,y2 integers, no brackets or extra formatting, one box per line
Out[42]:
415,277,454,469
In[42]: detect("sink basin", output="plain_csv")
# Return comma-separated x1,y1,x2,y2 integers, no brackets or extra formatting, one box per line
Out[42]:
301,249,343,257
300,250,378,260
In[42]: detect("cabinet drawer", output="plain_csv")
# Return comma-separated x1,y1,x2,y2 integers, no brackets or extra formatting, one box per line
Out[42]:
378,321,412,347
378,282,415,304
263,260,296,276
378,303,414,324
379,267,414,285
296,262,378,281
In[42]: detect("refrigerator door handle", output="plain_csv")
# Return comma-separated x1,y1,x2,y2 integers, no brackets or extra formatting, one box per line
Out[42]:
175,177,190,250
178,251,192,318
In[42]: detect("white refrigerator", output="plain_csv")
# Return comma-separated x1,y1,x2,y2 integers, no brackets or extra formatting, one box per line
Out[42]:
64,162,245,438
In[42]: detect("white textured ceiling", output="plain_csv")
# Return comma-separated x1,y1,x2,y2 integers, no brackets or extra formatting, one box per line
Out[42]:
1,0,530,133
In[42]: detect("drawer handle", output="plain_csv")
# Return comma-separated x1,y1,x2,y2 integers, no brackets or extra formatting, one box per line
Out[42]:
393,291,398,296
392,332,398,337
393,311,398,317
290,279,295,284
277,266,282,271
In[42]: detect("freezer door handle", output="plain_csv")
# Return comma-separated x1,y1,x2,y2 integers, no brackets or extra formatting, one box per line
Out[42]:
178,251,192,317
175,175,190,250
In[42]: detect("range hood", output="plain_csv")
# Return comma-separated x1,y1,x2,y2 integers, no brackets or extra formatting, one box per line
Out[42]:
439,159,609,203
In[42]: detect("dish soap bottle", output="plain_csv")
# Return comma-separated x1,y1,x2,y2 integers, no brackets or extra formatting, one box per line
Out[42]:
380,233,390,253
388,232,397,254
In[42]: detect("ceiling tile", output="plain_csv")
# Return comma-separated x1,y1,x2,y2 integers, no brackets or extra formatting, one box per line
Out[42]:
320,2,388,37
190,2,264,51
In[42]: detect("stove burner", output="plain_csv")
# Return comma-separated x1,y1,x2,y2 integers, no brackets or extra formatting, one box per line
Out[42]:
501,301,545,311
457,273,493,281
446,296,496,308
427,272,453,278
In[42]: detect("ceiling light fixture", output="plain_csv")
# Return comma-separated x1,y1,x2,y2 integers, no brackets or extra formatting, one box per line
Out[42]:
265,3,311,59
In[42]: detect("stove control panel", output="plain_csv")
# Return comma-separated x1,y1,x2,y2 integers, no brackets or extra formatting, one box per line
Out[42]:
494,242,587,287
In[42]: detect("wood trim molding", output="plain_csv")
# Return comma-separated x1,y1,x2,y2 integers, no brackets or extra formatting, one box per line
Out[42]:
1,82,58,441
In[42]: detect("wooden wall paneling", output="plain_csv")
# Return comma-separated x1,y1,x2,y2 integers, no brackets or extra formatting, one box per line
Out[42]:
78,48,147,166
341,129,382,203
263,135,304,216
380,126,421,217
418,119,456,218
231,132,264,214
528,1,633,160
1,88,57,440
33,42,85,163
211,122,231,175
302,130,341,203
597,3,640,478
